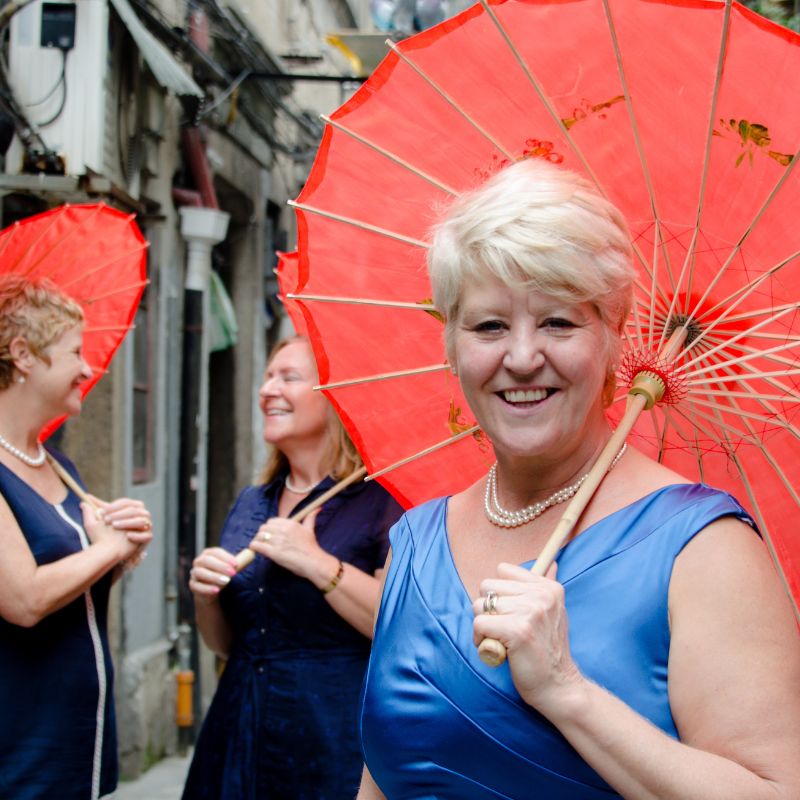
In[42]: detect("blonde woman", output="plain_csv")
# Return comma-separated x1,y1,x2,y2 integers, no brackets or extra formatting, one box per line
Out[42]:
185,336,403,800
0,276,153,799
357,160,800,799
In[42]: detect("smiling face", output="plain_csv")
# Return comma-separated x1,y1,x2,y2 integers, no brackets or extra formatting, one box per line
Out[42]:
451,275,612,465
30,324,93,418
258,339,331,452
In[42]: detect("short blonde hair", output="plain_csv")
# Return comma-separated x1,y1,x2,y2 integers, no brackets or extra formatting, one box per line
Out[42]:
0,275,84,390
427,159,635,364
257,336,363,485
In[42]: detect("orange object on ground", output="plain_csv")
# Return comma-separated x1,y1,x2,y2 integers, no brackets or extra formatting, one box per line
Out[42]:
176,670,195,728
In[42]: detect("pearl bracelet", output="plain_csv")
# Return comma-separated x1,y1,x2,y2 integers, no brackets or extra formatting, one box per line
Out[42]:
321,559,344,594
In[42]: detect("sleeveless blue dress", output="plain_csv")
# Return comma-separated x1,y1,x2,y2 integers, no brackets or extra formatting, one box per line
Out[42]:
360,484,756,799
0,450,118,800
182,474,404,800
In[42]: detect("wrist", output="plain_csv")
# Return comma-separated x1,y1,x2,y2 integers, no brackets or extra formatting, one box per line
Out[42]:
312,554,344,594
93,531,129,564
194,592,221,608
529,671,594,726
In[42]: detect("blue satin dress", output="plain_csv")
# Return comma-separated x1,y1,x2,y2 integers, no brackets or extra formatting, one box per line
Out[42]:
360,484,756,799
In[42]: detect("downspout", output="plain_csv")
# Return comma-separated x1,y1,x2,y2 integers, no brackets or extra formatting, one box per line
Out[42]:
180,128,218,209
175,3,226,749
177,205,229,751
172,187,203,207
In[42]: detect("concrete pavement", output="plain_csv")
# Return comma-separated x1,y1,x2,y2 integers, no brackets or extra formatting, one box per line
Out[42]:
116,751,192,800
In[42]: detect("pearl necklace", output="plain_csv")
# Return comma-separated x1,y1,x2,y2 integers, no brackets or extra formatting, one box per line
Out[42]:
284,474,317,493
0,431,47,468
484,443,628,528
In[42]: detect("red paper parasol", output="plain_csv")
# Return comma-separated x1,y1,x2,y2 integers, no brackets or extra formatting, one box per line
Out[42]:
276,250,307,337
0,203,148,438
284,0,800,618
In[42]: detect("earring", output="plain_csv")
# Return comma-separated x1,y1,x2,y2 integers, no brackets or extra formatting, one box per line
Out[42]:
450,366,458,376
17,375,25,384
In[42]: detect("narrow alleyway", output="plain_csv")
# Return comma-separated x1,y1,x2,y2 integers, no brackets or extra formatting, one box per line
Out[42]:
117,751,192,800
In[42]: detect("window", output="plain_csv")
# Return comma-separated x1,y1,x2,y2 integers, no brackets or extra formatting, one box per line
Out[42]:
132,233,156,483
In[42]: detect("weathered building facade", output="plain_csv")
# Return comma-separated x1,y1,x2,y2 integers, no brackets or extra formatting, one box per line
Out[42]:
0,0,381,777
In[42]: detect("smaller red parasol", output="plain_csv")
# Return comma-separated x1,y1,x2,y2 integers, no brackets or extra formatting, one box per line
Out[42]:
0,203,148,438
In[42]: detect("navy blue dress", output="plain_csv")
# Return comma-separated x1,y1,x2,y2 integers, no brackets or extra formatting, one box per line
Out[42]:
182,473,403,800
0,450,118,800
361,484,757,799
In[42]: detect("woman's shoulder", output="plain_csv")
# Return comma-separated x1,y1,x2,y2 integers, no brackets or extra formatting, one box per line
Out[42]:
348,476,404,510
611,447,688,494
401,495,449,526
388,496,448,545
576,449,754,549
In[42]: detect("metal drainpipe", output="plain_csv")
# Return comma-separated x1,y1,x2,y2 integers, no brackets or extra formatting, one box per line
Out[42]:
177,206,229,749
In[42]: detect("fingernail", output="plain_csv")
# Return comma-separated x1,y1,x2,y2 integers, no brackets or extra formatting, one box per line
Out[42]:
219,575,230,585
226,568,236,576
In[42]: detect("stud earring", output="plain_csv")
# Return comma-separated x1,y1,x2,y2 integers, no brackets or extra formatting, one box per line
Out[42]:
17,375,25,384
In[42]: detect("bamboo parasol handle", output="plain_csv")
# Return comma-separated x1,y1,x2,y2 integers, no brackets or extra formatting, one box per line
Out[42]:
233,465,368,572
45,453,101,510
477,391,650,667
477,321,684,670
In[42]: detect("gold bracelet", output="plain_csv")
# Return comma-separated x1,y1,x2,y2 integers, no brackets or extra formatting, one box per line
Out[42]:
321,559,344,594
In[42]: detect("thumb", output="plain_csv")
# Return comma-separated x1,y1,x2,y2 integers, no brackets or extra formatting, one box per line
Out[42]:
85,493,109,510
81,501,101,524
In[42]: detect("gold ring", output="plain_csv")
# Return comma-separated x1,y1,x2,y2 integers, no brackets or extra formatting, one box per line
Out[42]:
483,590,498,614
142,520,152,531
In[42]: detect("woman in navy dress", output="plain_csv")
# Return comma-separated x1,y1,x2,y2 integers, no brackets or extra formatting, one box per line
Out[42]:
0,276,154,800
357,160,800,798
183,336,404,800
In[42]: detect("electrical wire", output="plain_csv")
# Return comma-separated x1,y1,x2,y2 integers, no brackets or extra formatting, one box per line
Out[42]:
28,48,69,127
24,47,66,106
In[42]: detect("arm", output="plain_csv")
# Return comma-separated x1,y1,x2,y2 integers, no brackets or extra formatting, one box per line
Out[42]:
472,518,800,800
0,494,140,627
188,546,237,658
249,513,383,638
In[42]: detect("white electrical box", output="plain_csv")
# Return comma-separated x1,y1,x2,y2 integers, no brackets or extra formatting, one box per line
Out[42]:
6,0,110,176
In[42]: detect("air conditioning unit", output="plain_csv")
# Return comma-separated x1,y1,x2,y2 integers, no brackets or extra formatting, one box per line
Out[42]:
6,0,110,176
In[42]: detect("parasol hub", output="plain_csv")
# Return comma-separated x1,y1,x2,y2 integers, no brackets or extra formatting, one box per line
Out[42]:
664,314,702,350
628,371,666,410
619,350,688,405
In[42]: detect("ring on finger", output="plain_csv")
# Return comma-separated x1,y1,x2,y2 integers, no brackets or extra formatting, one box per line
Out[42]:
261,530,272,543
142,520,152,531
483,590,498,614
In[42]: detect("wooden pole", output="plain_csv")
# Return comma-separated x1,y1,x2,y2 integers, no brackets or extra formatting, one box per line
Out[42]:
45,453,100,510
